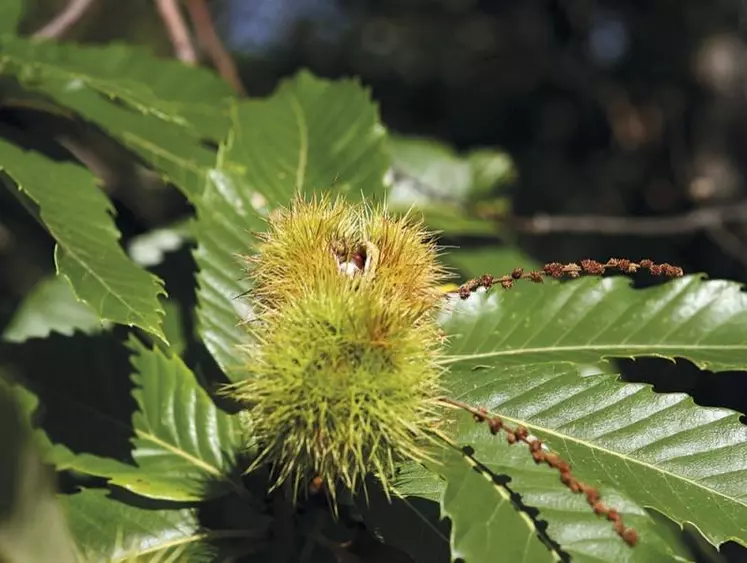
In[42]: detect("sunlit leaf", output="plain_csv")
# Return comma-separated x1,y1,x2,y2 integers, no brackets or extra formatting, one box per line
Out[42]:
1,36,233,138
443,275,747,372
428,279,747,551
24,78,214,200
435,446,558,563
0,139,167,342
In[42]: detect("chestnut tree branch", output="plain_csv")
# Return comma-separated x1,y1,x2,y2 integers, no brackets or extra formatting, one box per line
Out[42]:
155,0,198,65
184,0,246,95
33,0,97,39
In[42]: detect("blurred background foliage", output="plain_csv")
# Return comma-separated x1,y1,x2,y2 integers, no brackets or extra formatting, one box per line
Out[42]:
2,1,747,558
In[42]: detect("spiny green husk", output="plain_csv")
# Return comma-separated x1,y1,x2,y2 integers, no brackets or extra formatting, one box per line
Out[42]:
230,195,448,499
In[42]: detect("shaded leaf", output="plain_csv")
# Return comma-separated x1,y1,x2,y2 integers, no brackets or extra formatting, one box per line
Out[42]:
467,148,517,200
0,0,23,35
442,275,747,372
0,378,77,563
2,274,105,343
60,489,248,562
193,71,390,379
1,36,233,138
226,70,388,206
439,360,747,554
389,135,514,204
388,135,512,235
1,332,140,466
435,446,558,563
0,139,167,342
413,205,499,237
52,336,245,502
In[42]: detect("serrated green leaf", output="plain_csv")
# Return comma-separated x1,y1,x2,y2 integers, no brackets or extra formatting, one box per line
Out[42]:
0,378,77,563
435,446,558,563
438,360,747,553
400,425,693,563
191,167,261,381
3,274,105,343
192,71,390,379
399,276,747,558
61,489,255,562
125,336,244,500
0,0,23,35
56,336,245,502
1,36,233,138
388,135,512,235
227,70,389,205
442,275,747,372
0,139,167,342
24,78,214,200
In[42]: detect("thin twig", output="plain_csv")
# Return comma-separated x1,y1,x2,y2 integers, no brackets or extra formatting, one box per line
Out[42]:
504,200,747,236
396,167,747,237
155,0,198,65
184,0,247,95
33,0,97,39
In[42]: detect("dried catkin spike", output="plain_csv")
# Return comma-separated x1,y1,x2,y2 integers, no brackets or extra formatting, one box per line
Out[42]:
228,195,448,501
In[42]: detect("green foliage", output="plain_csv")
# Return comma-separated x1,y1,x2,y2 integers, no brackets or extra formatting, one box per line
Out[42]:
1,36,233,138
0,138,167,343
61,489,258,561
388,135,512,235
45,336,245,502
2,274,104,343
0,17,745,563
438,361,747,552
443,275,747,371
435,447,558,562
0,379,77,563
0,0,24,35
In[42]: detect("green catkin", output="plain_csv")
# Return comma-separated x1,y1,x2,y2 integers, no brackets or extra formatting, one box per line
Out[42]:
229,195,448,501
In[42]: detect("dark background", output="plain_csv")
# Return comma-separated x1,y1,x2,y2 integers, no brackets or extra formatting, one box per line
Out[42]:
3,1,747,560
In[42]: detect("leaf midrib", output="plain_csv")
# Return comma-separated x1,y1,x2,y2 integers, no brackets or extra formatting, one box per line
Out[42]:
134,428,222,478
441,343,747,365
110,529,258,562
471,406,747,518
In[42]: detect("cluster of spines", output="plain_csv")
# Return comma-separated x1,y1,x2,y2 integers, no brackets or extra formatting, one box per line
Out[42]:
231,195,447,502
237,198,669,548
455,258,684,298
442,397,639,547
